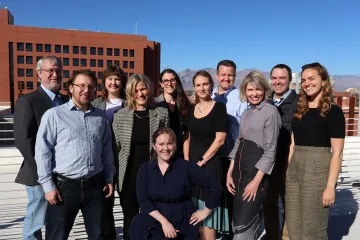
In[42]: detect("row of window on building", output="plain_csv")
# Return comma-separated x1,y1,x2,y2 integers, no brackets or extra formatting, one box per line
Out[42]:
17,68,135,79
16,43,135,57
17,56,135,69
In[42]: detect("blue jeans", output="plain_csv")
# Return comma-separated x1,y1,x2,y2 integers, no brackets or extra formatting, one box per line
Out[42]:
47,173,105,240
23,185,48,240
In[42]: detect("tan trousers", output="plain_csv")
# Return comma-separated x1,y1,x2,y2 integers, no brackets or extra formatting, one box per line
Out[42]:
285,146,331,240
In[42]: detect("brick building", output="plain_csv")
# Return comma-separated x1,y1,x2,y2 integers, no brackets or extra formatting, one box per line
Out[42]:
334,91,359,136
0,9,160,113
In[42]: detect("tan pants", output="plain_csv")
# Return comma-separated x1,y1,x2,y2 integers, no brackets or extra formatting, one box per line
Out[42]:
285,146,331,240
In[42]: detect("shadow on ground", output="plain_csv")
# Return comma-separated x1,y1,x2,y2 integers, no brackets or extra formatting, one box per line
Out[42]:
328,188,358,240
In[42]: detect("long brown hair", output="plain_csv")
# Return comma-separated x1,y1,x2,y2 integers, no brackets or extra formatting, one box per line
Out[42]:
294,62,334,119
160,69,191,118
192,70,214,104
151,127,177,160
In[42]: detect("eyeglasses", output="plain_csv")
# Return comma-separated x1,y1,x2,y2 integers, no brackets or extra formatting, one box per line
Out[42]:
41,68,62,75
161,78,176,85
71,83,97,91
301,62,321,70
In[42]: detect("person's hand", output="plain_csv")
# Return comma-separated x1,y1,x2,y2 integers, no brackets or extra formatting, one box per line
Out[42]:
45,189,62,205
242,179,261,202
197,160,205,167
103,182,114,198
189,209,211,226
161,220,179,238
226,176,236,195
322,186,335,207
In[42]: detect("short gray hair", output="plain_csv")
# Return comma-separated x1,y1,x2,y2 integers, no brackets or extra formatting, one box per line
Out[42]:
36,56,62,71
240,71,271,101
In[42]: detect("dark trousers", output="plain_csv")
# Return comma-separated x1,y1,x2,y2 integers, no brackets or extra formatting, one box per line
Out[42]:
120,187,139,240
263,165,286,240
101,194,116,240
47,173,105,240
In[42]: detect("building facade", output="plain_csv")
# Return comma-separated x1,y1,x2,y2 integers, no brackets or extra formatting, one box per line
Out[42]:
0,9,160,112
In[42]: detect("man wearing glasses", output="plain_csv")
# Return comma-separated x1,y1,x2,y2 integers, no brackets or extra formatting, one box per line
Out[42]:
35,69,115,239
14,56,68,240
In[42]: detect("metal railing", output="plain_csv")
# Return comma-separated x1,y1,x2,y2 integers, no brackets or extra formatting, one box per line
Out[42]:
0,116,14,147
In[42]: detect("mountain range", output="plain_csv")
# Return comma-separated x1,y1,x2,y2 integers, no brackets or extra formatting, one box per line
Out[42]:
178,68,360,92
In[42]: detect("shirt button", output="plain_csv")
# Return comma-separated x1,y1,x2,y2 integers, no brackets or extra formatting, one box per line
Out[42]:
162,185,165,188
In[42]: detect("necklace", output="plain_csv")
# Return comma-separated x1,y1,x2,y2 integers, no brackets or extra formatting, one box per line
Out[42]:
134,112,149,119
197,100,213,114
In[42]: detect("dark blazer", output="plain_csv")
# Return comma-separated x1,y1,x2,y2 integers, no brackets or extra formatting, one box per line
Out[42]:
112,106,169,192
14,87,68,186
271,90,298,169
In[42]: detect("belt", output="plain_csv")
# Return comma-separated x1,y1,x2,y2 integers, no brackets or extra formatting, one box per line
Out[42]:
54,171,103,184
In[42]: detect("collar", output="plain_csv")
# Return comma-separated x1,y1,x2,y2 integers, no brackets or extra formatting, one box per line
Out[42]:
249,100,267,110
41,84,61,101
272,89,292,104
66,98,94,112
151,157,177,171
212,86,236,98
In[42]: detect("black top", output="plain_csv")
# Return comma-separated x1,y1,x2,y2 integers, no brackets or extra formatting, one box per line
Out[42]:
185,102,227,148
292,104,345,147
131,110,150,161
124,110,150,189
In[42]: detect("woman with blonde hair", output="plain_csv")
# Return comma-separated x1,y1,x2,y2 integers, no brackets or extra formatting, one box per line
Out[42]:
286,63,345,239
226,71,281,239
112,74,169,240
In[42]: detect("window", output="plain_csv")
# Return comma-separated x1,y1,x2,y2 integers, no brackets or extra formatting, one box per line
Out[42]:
26,81,34,90
130,49,135,57
123,61,128,68
18,81,25,89
98,59,103,67
36,44,43,52
63,45,69,54
36,56,42,62
92,71,96,77
90,47,96,55
107,60,112,67
73,46,79,54
98,47,103,55
26,69,33,77
63,58,70,66
129,61,134,69
129,72,134,77
90,59,96,67
17,43,24,51
18,68,24,76
73,58,79,66
123,49,128,57
81,59,87,67
97,84,103,91
17,56,24,64
26,56,33,64
63,70,70,78
26,43,33,52
114,60,119,66
81,46,87,54
45,44,51,52
114,48,120,56
63,82,69,90
107,48,112,56
55,45,61,53
97,71,103,79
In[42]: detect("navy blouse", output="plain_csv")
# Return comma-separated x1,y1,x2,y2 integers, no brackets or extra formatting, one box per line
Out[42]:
135,157,222,233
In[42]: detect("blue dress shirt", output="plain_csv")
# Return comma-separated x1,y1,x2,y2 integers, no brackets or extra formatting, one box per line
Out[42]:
40,84,63,106
212,86,248,156
35,99,115,193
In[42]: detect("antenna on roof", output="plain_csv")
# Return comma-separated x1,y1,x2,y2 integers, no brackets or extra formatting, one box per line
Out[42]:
134,23,138,35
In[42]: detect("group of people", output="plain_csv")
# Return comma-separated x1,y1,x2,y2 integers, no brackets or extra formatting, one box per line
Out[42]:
14,56,345,240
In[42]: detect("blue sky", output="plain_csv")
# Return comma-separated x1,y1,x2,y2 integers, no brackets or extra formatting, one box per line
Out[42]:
2,0,360,74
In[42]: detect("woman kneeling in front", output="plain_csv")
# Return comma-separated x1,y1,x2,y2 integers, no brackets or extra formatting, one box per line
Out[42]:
130,128,222,239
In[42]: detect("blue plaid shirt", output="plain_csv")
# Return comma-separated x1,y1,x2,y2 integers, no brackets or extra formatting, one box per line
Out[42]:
35,99,115,193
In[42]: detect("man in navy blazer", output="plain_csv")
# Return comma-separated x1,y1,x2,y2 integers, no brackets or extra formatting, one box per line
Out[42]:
14,56,68,240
